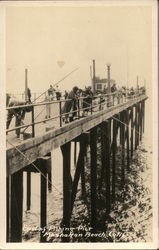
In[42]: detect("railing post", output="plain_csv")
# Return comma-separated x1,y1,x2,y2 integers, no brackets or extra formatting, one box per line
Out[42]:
91,101,93,114
59,101,62,127
99,96,102,110
78,98,80,118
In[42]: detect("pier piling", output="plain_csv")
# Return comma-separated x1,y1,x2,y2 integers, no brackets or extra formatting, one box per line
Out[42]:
61,142,71,242
112,117,117,202
131,106,134,157
40,166,47,242
126,109,130,170
121,112,125,185
90,126,97,236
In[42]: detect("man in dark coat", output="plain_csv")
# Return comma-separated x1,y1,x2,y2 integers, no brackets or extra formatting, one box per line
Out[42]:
62,86,79,123
82,86,93,115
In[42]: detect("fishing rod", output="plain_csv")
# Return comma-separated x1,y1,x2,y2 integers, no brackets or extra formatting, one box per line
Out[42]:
21,67,79,134
32,67,79,103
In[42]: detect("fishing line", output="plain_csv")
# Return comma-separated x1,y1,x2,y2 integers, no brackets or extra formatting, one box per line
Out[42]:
7,139,63,196
32,67,79,103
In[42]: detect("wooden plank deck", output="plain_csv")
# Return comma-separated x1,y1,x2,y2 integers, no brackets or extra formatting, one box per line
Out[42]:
7,95,147,176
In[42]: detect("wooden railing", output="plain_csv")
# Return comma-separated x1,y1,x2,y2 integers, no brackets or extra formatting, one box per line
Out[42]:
6,89,146,138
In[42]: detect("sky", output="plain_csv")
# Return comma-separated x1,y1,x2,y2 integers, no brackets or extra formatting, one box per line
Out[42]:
6,4,152,94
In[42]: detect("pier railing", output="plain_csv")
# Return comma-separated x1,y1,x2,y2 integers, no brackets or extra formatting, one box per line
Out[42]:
6,89,145,138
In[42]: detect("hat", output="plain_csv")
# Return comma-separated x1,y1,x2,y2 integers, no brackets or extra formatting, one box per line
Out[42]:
73,86,79,92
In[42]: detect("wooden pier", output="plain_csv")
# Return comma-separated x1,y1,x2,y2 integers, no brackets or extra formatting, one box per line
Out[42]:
6,92,147,242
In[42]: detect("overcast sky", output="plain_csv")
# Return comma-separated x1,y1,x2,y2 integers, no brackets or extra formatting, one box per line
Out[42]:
6,4,152,94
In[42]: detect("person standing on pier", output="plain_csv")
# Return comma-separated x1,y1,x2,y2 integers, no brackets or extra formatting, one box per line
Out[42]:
62,86,79,123
82,86,93,116
6,95,27,139
45,90,53,120
64,90,69,99
55,85,61,100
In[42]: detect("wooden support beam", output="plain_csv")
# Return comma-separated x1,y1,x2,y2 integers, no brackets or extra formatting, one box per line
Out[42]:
7,170,23,242
40,167,47,242
112,117,117,202
131,106,134,157
143,100,145,133
126,109,130,170
140,102,142,141
61,142,71,242
121,112,125,185
46,153,52,192
135,104,138,150
80,138,86,197
105,121,111,215
26,172,31,210
74,141,77,167
99,124,106,192
120,112,122,145
109,119,112,145
71,135,87,212
6,176,11,242
90,126,97,235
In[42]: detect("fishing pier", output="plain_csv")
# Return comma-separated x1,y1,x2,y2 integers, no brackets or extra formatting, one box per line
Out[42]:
6,87,147,242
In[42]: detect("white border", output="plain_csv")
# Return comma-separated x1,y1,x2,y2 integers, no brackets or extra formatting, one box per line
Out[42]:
0,1,158,249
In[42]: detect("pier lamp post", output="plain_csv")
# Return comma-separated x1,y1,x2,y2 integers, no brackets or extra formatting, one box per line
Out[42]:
107,63,111,106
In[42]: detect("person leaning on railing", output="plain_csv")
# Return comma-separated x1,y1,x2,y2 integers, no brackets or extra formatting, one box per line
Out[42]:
6,95,31,139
